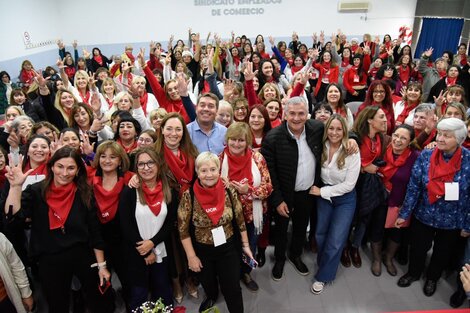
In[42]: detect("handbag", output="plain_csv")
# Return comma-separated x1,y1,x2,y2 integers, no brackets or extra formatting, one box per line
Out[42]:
384,206,411,228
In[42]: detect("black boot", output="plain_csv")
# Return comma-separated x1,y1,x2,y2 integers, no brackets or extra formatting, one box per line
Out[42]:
256,247,266,268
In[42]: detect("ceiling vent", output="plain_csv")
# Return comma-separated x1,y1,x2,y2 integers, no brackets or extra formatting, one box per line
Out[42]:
338,1,370,12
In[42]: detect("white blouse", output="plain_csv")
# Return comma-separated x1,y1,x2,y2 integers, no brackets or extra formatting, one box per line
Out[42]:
320,141,361,201
135,190,168,263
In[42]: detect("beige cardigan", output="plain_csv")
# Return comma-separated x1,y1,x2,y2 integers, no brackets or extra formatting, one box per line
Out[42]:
0,233,31,313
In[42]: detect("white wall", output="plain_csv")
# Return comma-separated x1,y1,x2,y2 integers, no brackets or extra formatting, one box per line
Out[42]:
0,0,417,79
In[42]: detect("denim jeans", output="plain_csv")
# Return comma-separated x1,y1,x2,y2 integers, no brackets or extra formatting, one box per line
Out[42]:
315,190,356,282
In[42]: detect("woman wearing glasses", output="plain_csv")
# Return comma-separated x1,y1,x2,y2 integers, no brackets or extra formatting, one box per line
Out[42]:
118,148,178,309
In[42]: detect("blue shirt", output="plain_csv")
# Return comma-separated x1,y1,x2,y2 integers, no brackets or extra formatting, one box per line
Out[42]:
187,120,227,155
399,147,470,232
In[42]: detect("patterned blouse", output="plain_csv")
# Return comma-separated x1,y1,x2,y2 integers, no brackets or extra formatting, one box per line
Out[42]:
178,186,247,245
219,150,273,223
399,148,470,231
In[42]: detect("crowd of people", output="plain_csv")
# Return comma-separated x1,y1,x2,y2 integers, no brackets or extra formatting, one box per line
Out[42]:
0,28,470,313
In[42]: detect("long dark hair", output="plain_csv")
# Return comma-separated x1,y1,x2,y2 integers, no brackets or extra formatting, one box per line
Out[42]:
22,135,51,171
41,146,92,208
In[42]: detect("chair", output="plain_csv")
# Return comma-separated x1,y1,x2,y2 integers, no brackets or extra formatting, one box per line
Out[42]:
346,101,363,116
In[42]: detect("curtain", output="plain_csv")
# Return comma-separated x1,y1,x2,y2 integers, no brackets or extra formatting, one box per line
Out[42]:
414,18,464,60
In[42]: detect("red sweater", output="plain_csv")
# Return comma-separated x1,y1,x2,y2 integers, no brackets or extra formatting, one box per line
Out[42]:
143,66,190,124
343,68,368,94
312,62,339,96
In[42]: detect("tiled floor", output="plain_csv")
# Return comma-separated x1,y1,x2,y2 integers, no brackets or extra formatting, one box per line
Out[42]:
35,245,464,313
175,245,464,313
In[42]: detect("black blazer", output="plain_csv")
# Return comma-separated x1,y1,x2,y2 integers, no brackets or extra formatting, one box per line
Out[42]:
118,186,178,286
261,119,324,210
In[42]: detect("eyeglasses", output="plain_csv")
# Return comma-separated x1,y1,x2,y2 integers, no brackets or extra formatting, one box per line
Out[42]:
138,137,154,144
373,90,386,94
235,107,247,112
136,160,156,169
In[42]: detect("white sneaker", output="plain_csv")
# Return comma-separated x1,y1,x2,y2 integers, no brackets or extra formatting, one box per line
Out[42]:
310,281,325,294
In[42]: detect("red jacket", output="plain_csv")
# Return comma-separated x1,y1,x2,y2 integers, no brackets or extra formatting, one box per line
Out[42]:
312,62,339,96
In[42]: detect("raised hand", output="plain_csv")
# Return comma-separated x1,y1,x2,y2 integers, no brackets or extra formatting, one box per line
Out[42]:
424,47,434,58
72,40,78,49
50,132,64,156
175,73,189,97
137,48,146,68
57,39,64,49
268,36,275,47
90,92,102,114
83,48,91,59
243,61,256,81
80,133,95,156
5,154,34,187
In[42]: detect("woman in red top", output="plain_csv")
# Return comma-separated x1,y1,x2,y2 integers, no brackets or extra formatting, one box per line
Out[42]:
19,60,35,91
264,99,282,128
312,49,339,102
357,80,396,135
114,117,141,155
343,54,369,103
139,51,193,124
394,82,423,126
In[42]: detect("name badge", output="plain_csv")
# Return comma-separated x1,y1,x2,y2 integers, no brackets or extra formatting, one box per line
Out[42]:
445,182,459,201
353,74,360,83
211,226,226,247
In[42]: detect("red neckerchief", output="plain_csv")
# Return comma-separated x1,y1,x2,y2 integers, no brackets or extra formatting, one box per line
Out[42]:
446,77,457,86
233,56,241,66
139,91,149,115
164,145,194,193
334,106,347,118
351,44,359,53
92,172,133,223
421,128,437,148
24,161,48,176
291,65,303,74
46,182,77,231
360,134,382,167
224,147,253,186
79,89,91,104
300,52,308,61
428,147,462,204
380,146,412,191
202,81,211,93
369,67,379,79
460,55,467,66
105,96,113,110
116,138,138,153
287,58,294,67
270,118,282,128
322,61,331,71
94,55,103,66
438,70,447,78
65,66,76,79
341,57,350,68
399,65,410,84
396,101,419,124
193,178,225,226
142,181,164,216
385,41,392,50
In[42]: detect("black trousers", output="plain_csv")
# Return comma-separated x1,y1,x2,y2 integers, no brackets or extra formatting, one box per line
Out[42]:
274,190,315,261
38,244,114,313
408,219,461,280
0,297,16,313
195,239,243,313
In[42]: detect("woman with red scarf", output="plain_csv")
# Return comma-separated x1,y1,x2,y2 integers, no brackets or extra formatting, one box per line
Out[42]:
312,48,339,102
248,105,271,152
178,152,254,313
427,65,470,105
453,43,469,68
219,122,272,292
18,60,35,91
357,80,396,135
346,106,389,275
396,118,470,297
89,47,112,73
1,135,50,267
118,148,177,309
89,141,133,310
379,124,420,276
394,82,423,125
140,53,193,124
114,116,141,156
2,146,114,313
155,113,199,303
395,54,418,92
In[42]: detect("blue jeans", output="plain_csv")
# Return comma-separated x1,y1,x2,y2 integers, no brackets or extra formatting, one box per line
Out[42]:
315,190,356,282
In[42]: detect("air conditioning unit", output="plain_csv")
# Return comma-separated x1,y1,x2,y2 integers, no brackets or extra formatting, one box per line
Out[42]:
338,1,370,12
